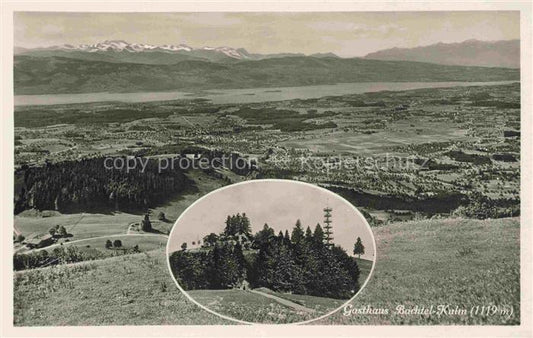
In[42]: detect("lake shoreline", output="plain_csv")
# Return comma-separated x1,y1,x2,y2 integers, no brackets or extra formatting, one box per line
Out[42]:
15,81,518,107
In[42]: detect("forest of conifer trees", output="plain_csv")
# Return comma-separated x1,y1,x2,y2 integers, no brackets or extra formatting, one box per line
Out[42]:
169,214,360,299
14,157,192,213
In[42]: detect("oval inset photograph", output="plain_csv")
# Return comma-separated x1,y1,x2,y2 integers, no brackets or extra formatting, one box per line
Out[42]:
166,180,376,324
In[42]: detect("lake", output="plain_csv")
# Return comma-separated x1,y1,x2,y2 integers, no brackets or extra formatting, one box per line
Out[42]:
14,81,517,106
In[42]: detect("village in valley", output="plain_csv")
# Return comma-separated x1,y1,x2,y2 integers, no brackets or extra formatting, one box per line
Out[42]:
14,82,520,236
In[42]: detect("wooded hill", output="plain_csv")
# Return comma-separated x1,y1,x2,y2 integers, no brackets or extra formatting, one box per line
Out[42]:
169,214,361,299
14,157,192,214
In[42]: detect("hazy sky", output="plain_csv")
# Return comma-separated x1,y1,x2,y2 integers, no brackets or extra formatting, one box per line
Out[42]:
14,11,519,56
167,180,375,260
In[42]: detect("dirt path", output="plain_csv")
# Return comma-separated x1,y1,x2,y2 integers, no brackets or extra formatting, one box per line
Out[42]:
249,289,315,313
66,213,85,234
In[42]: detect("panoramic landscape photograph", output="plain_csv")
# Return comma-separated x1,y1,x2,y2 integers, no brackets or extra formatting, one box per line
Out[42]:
11,10,521,326
167,180,375,324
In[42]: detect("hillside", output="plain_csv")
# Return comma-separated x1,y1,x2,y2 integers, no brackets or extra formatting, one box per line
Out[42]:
14,217,519,325
15,49,211,65
365,39,520,68
14,55,519,95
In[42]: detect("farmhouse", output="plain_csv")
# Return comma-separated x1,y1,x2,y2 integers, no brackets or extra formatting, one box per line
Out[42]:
222,232,254,249
237,279,250,290
25,234,54,249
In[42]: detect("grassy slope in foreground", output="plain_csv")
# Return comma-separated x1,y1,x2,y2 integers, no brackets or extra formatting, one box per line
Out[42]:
14,217,519,325
315,217,520,325
186,289,325,324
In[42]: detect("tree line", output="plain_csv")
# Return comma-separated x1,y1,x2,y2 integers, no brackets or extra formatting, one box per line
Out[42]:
14,240,143,271
169,214,361,299
13,246,105,271
14,157,192,214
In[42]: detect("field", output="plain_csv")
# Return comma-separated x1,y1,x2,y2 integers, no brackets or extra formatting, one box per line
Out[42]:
14,251,229,326
251,288,346,313
187,289,320,324
280,119,470,155
13,217,519,325
15,212,138,242
315,217,520,325
147,169,227,229
185,287,350,323
355,258,373,284
50,234,167,256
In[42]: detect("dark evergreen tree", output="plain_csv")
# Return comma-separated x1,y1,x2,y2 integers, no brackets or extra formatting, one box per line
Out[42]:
141,214,152,232
223,215,232,234
224,215,236,237
284,230,291,242
169,250,210,290
212,242,243,288
353,237,365,259
252,223,275,249
269,243,303,292
234,242,247,282
58,225,68,237
291,219,304,246
313,223,325,246
239,213,252,237
277,230,284,242
223,213,252,238
305,226,313,242
202,233,219,247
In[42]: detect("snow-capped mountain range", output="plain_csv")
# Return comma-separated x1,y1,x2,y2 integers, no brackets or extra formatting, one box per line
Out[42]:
17,38,517,67
21,40,254,59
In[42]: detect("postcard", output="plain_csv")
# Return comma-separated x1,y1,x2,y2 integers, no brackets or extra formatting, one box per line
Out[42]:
2,2,531,337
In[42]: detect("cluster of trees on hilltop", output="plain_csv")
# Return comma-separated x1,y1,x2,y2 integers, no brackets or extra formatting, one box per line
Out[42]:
169,242,247,290
169,214,361,299
14,157,192,213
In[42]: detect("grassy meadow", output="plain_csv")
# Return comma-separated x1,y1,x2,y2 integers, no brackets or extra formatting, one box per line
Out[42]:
252,288,346,314
187,289,317,324
56,234,167,255
15,212,138,241
13,217,519,325
14,251,229,325
279,117,471,156
355,258,373,286
315,217,520,325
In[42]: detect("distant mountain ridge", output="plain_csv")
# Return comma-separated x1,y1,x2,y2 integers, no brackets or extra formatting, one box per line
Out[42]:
364,39,519,68
15,40,327,63
14,54,519,95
